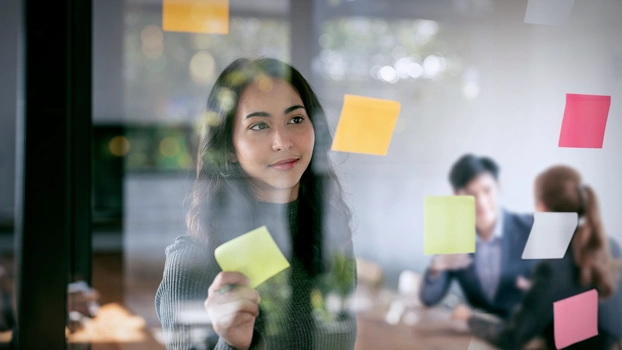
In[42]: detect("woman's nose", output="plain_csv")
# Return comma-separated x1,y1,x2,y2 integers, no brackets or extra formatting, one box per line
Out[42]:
271,127,293,151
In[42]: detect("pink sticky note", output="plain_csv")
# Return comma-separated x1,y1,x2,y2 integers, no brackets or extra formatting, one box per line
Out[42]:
553,289,598,349
558,94,611,148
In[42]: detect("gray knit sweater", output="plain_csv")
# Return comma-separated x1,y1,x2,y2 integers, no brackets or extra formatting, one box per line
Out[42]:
155,200,357,350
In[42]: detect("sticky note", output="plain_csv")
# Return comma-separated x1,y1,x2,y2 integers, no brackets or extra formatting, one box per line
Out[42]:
524,0,575,26
559,94,611,148
214,226,290,288
424,196,475,255
522,212,577,260
331,94,401,156
163,0,229,34
554,289,599,349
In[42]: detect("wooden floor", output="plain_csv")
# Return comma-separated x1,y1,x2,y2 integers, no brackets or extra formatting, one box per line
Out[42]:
91,253,125,306
0,252,167,350
80,253,165,349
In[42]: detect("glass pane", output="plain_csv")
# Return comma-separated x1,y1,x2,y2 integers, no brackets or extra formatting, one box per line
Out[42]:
315,1,622,350
85,0,291,348
0,0,19,347
84,0,622,349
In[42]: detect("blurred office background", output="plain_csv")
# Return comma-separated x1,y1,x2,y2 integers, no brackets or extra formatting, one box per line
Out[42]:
1,0,621,348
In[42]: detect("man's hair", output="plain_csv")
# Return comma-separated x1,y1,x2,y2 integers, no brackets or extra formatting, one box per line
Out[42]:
449,154,499,190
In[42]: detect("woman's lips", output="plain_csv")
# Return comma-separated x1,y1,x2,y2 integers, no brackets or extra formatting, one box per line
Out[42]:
269,159,298,170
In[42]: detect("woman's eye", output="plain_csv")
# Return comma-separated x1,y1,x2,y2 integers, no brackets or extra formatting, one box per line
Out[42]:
250,122,268,131
289,116,305,124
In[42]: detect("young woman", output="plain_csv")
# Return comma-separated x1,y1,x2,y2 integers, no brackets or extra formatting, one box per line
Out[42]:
454,165,622,349
155,58,357,350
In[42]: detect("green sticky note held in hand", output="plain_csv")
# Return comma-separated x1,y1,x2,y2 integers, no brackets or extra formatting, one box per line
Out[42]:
424,196,476,255
214,226,291,288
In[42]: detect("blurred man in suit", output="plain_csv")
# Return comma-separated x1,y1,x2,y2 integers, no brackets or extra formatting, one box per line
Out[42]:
454,165,622,349
419,154,538,319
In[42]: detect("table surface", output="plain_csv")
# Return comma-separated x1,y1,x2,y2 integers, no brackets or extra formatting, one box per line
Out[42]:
1,297,509,350
354,301,491,350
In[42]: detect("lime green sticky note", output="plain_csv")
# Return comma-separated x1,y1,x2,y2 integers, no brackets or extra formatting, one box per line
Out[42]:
214,226,290,288
424,196,476,255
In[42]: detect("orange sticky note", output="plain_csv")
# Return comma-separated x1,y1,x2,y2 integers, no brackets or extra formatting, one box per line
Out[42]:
331,94,400,156
163,0,229,34
554,289,599,349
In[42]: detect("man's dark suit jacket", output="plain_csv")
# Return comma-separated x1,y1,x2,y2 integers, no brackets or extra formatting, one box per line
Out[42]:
468,237,622,350
419,210,539,318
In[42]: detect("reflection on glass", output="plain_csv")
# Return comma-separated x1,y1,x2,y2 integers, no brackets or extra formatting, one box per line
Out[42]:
155,57,358,350
125,13,289,123
317,18,461,84
75,0,622,349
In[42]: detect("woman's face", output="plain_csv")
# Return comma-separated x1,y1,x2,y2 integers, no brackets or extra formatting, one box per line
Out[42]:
231,78,315,203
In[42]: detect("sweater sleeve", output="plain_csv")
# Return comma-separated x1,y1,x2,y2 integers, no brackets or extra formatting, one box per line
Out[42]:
156,237,243,350
419,269,453,306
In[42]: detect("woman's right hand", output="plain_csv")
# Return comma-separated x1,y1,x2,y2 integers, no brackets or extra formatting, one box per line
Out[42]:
205,272,260,350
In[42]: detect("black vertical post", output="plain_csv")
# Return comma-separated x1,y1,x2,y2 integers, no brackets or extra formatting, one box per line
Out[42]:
15,0,92,348
69,0,93,285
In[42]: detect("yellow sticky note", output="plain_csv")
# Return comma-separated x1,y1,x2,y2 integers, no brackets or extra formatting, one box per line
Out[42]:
214,226,290,288
331,94,401,156
424,196,475,255
163,0,229,34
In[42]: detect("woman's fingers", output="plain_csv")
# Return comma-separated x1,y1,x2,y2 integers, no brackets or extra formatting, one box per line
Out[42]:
208,299,260,329
209,272,250,294
220,299,260,318
207,285,260,304
234,287,261,304
222,312,256,329
205,271,260,346
205,285,260,320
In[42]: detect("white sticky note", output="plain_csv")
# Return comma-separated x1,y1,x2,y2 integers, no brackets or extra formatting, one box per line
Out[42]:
522,212,578,259
524,0,575,26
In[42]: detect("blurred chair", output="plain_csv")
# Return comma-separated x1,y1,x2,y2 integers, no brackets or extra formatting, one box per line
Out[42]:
385,270,423,325
355,258,383,290
347,258,384,315
397,270,423,309
398,270,422,297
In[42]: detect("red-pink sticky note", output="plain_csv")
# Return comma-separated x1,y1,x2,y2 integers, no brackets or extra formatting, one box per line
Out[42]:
558,94,611,148
553,289,598,349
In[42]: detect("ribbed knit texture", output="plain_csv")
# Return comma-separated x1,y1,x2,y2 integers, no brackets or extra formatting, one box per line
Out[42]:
155,200,357,350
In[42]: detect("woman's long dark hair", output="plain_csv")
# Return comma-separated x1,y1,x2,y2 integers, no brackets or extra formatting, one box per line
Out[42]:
186,57,352,275
535,165,619,298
